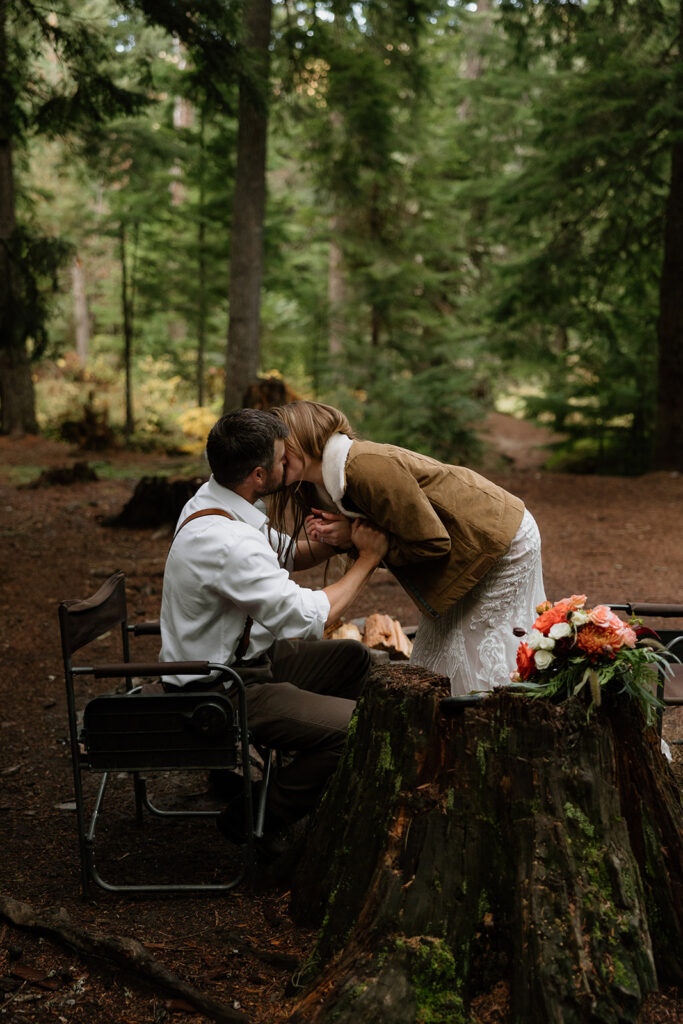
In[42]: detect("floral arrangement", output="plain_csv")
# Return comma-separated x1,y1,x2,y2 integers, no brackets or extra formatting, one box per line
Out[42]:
510,594,673,722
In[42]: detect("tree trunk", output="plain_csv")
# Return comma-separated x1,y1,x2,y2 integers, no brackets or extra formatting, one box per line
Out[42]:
223,0,273,412
328,219,345,357
0,343,39,436
0,0,38,436
290,666,682,1024
119,223,135,436
71,256,90,364
457,0,490,120
197,107,208,408
654,133,683,470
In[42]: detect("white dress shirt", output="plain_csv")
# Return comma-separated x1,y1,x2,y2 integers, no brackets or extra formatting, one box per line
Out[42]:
159,476,330,686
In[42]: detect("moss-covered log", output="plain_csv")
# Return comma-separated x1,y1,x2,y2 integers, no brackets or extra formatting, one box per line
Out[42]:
289,666,682,1024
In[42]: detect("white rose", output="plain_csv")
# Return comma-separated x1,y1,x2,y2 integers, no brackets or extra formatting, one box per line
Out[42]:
549,622,572,639
534,649,555,670
528,629,544,650
528,629,555,651
570,610,590,626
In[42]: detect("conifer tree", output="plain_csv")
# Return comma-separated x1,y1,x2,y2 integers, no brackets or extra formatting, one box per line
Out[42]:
653,0,683,468
0,0,146,435
464,0,683,470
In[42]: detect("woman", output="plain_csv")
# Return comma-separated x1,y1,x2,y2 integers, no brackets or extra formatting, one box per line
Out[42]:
270,401,546,696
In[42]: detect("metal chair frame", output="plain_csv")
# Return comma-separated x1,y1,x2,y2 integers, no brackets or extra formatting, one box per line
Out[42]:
59,571,269,897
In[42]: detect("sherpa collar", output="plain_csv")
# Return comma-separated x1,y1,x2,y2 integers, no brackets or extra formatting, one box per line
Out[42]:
321,433,361,515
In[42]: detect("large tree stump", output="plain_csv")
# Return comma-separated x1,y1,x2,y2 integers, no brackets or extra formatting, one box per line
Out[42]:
289,666,682,1024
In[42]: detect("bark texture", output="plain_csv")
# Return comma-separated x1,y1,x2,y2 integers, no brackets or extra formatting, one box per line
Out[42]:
223,0,272,412
71,256,90,364
0,0,38,436
290,665,682,1024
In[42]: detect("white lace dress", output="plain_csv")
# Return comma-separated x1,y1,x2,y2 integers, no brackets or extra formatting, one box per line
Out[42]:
410,509,545,696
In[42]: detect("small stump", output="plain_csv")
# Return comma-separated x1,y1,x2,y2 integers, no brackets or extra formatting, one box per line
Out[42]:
105,475,205,528
290,666,682,1023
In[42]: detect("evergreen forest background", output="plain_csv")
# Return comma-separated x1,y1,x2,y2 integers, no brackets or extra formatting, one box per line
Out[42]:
2,0,682,474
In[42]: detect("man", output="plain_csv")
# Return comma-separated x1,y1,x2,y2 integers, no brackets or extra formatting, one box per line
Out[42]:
160,408,387,844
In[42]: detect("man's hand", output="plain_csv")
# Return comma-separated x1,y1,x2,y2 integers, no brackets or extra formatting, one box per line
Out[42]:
350,519,388,563
305,509,353,550
322,520,388,625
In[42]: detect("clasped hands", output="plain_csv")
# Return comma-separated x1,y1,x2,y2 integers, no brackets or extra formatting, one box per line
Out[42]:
305,508,387,560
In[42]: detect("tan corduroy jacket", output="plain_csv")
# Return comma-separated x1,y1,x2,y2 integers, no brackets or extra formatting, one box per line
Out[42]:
326,438,525,619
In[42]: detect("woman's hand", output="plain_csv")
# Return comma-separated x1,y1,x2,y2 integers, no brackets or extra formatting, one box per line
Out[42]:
305,508,353,550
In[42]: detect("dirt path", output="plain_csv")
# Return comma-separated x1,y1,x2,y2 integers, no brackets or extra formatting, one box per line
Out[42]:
0,433,681,1024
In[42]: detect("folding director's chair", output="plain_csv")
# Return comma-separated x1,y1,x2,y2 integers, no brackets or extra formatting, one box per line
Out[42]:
59,571,272,897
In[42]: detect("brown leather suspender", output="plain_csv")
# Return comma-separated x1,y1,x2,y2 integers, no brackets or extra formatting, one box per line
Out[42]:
172,507,236,539
171,507,253,661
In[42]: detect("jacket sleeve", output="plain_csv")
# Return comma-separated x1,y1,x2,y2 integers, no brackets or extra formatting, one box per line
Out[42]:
346,456,451,566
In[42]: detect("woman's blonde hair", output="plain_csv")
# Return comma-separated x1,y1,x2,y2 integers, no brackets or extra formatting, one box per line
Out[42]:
269,401,357,561
272,401,356,461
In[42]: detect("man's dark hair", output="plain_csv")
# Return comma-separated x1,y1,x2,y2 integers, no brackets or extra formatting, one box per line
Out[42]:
206,409,289,488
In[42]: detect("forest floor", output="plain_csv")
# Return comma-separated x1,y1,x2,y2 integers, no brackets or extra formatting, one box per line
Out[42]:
0,417,682,1024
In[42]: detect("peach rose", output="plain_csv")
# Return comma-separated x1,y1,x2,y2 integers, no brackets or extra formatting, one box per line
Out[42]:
614,622,637,648
586,606,637,649
588,605,621,629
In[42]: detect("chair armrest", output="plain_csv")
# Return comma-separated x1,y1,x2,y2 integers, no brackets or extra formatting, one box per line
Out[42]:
440,695,485,715
128,620,161,636
84,663,245,695
91,661,211,678
628,603,683,618
77,663,246,702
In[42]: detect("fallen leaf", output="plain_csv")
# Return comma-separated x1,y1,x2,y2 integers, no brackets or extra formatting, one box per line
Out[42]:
164,999,199,1015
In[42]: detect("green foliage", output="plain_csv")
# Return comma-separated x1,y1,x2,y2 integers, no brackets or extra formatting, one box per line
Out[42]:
457,0,681,470
326,338,485,463
7,0,682,463
0,0,158,438
34,350,211,452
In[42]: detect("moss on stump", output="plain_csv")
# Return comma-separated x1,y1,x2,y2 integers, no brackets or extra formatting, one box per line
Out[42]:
289,665,682,1024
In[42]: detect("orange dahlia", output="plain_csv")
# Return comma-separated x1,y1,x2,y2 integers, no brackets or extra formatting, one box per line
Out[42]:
576,623,634,658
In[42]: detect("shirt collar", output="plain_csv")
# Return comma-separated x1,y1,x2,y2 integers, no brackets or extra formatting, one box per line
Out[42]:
205,475,269,530
321,433,353,504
